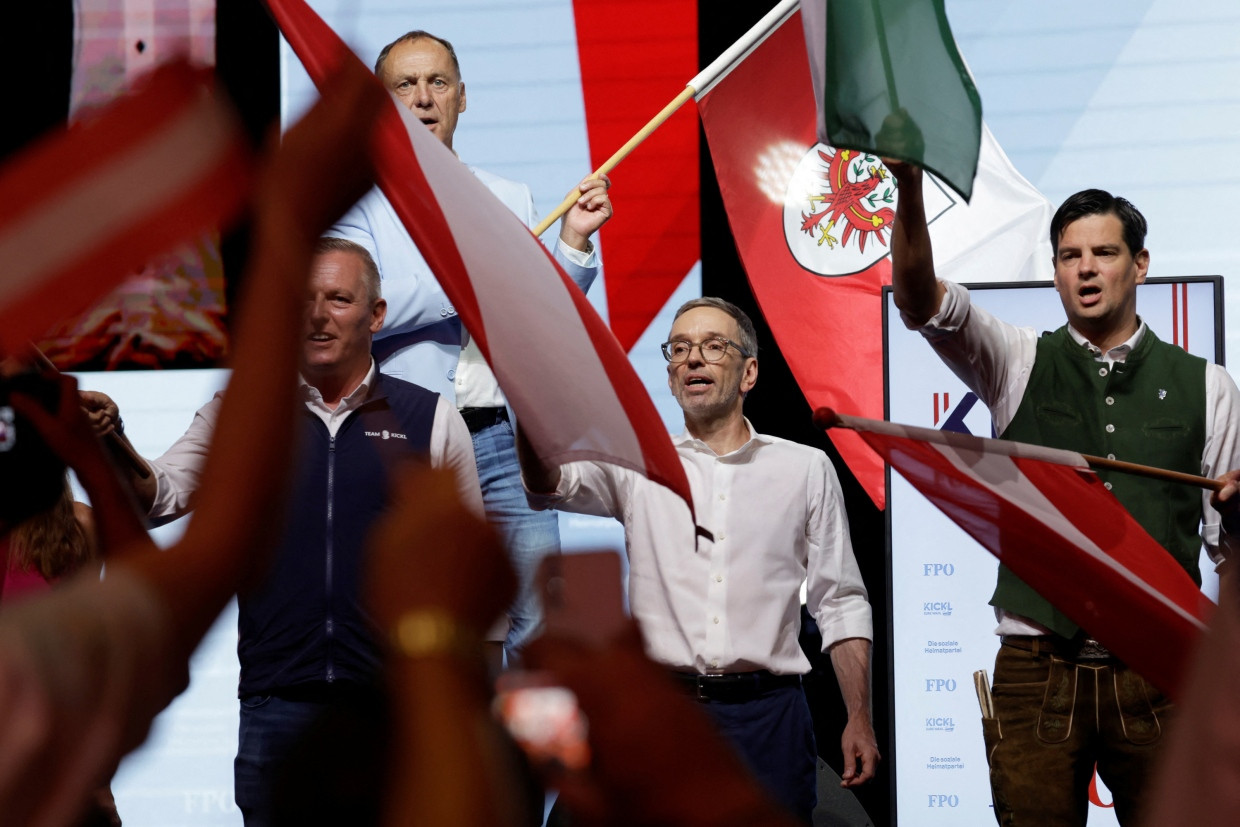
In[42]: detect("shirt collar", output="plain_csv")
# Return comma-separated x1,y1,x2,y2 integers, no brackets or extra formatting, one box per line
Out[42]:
673,417,771,458
299,359,377,409
1066,318,1146,363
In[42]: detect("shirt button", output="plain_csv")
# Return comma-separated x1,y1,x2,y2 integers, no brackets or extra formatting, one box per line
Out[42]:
719,494,726,501
1105,423,1115,433
717,532,726,541
710,659,719,668
1098,367,1108,377
447,369,455,380
1107,453,1116,460
447,306,456,315
1104,481,1113,490
1105,396,1115,406
715,575,723,583
440,307,448,317
713,616,720,625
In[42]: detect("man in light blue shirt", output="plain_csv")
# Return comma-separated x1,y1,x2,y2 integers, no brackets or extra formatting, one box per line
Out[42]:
330,29,613,659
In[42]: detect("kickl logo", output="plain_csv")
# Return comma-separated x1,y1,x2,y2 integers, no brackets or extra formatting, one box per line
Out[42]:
783,146,896,277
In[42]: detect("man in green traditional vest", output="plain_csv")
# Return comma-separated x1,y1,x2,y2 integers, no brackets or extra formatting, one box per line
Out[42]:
887,163,1240,826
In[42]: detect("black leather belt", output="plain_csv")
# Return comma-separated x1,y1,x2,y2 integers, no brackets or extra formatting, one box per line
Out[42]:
459,406,507,433
1001,634,1115,662
266,680,377,704
672,670,802,702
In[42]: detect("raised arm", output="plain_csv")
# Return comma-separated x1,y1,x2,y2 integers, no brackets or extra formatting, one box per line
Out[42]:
76,390,159,514
888,162,946,327
12,376,151,558
557,172,612,256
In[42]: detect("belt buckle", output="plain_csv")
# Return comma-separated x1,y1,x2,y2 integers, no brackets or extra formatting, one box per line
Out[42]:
695,675,708,701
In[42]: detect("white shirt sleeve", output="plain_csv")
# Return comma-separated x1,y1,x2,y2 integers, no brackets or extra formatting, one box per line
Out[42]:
428,396,484,518
914,280,1040,434
147,393,224,525
1200,364,1240,561
524,460,629,520
805,451,873,648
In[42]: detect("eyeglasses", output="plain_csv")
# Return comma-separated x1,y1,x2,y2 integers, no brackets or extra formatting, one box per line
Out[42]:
660,337,752,364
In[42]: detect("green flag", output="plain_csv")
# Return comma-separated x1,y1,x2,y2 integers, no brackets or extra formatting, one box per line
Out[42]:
811,0,982,201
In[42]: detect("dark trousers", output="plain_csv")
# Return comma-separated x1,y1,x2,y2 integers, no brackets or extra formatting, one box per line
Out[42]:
235,684,385,827
983,640,1172,826
235,694,327,827
698,683,819,823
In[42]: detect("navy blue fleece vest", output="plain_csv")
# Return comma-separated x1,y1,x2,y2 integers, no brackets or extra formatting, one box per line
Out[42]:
237,374,436,696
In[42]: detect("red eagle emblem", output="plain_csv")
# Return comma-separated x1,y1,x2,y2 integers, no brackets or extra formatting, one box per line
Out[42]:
799,148,896,253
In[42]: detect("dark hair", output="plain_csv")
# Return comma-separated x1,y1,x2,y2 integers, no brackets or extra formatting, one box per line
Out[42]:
671,297,759,358
9,476,91,580
0,372,66,533
1050,189,1147,258
374,30,461,80
315,237,382,304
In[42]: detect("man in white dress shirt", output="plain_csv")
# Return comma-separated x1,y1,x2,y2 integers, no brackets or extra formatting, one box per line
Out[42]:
520,297,878,822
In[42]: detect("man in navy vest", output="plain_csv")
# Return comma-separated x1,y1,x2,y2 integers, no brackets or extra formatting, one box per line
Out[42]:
93,238,481,827
888,161,1240,825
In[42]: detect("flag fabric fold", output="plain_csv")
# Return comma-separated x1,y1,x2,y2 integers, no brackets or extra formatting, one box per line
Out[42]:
697,4,1051,509
266,0,695,511
825,409,1213,698
0,62,252,354
803,0,982,201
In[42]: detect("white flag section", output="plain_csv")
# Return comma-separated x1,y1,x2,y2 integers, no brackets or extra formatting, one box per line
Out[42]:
382,103,674,474
820,408,1212,698
268,0,694,508
928,124,1054,284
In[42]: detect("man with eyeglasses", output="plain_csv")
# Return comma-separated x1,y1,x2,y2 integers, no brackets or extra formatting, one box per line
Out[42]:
521,297,877,822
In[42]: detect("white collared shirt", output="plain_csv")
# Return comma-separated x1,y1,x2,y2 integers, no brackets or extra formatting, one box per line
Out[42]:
148,360,483,521
529,420,872,674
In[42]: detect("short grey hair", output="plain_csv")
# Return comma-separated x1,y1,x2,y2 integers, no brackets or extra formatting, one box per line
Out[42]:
671,297,758,358
314,237,382,305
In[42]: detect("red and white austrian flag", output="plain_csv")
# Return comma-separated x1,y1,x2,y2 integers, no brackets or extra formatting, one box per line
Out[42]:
268,0,695,513
822,408,1212,698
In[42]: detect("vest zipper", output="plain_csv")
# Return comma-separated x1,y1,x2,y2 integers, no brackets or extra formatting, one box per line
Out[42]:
325,433,336,682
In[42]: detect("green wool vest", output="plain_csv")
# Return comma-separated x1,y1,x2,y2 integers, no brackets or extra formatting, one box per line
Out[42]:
993,326,1206,637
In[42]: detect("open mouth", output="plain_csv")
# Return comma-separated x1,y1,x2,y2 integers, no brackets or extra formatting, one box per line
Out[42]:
1079,285,1101,304
685,376,712,387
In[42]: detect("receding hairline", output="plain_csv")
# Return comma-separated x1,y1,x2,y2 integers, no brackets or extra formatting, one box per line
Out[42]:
373,31,462,80
314,237,382,304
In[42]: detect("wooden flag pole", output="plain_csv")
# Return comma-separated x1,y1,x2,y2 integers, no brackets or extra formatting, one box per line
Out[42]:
532,0,800,238
814,407,1224,492
532,86,696,238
